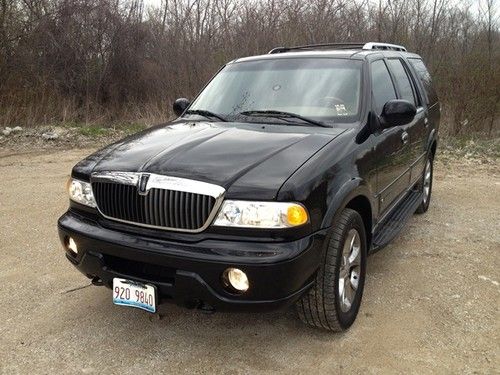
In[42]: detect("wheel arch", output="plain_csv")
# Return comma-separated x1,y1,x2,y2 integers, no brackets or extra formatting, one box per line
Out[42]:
322,179,375,249
345,195,373,249
430,139,437,158
427,129,438,158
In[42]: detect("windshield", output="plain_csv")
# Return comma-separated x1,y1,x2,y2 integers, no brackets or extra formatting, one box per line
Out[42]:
187,58,363,125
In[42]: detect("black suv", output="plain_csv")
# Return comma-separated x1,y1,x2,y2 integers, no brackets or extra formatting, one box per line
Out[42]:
58,42,440,331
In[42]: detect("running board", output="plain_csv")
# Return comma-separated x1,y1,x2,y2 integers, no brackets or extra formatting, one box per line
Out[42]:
371,190,422,252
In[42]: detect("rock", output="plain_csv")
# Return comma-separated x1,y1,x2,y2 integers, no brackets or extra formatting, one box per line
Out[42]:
5,126,12,131
41,132,59,140
2,129,10,136
11,126,23,132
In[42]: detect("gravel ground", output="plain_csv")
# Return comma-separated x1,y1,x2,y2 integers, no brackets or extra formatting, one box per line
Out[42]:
0,148,498,374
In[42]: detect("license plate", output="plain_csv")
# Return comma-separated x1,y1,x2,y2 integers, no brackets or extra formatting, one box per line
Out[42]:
112,278,157,313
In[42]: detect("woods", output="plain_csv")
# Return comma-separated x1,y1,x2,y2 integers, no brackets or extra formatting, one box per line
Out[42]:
0,0,498,136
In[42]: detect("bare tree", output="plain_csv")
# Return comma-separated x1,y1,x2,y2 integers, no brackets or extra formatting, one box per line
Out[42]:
0,0,498,136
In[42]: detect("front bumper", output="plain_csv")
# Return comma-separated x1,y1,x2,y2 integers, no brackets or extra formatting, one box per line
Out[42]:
57,210,327,312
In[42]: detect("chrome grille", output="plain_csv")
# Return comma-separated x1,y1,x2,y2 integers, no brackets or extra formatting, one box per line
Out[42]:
91,172,225,232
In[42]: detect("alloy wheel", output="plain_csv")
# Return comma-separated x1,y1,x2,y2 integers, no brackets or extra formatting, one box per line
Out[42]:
338,229,361,312
423,159,432,205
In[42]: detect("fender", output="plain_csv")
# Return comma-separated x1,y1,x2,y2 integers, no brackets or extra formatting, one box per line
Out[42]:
426,128,438,153
321,177,375,230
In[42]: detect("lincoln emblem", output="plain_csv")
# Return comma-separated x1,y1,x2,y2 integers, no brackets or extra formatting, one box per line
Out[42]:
137,173,150,195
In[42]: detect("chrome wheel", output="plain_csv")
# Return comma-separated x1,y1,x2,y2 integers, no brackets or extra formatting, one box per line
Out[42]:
423,159,432,205
338,229,361,312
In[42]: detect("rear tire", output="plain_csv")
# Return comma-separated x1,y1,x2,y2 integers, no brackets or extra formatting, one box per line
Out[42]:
296,208,367,331
415,154,433,214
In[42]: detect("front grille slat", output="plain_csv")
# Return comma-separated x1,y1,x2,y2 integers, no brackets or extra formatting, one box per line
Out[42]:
196,195,202,228
173,190,179,228
144,191,150,225
113,183,118,218
168,190,174,227
107,183,112,215
190,193,196,230
165,190,172,227
122,185,126,219
201,195,207,223
97,183,104,213
159,189,166,227
185,193,191,229
116,184,122,219
153,192,157,225
93,181,217,231
146,194,150,224
111,183,116,218
126,185,132,220
149,191,155,225
137,193,143,223
118,184,124,219
138,190,144,223
134,186,140,222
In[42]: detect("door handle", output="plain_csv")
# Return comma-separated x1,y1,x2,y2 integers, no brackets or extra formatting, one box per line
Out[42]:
401,131,409,145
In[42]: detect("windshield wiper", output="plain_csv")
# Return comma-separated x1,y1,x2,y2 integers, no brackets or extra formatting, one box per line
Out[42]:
184,109,227,122
238,110,329,128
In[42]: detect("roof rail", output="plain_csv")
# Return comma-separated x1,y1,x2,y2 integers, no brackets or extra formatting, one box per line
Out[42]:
268,43,365,54
362,42,407,51
268,42,407,54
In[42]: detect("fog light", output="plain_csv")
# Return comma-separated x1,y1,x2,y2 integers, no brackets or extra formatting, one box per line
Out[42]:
67,237,78,254
223,268,249,293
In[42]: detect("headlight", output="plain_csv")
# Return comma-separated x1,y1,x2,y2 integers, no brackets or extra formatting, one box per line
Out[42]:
213,200,308,228
67,178,96,208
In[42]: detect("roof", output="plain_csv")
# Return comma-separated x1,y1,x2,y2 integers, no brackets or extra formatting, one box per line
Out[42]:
231,42,421,64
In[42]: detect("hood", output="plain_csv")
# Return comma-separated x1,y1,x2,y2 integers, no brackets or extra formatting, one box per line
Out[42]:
73,122,346,200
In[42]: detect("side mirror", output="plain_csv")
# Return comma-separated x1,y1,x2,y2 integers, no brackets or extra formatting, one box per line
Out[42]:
380,99,416,129
173,98,190,117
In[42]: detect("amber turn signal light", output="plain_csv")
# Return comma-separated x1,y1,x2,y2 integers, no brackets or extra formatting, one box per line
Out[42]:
287,205,308,226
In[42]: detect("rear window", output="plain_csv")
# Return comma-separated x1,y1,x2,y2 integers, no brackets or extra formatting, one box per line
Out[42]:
408,58,438,105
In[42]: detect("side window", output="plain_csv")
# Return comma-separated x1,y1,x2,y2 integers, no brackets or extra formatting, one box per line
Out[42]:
386,59,416,106
371,60,397,115
408,58,438,105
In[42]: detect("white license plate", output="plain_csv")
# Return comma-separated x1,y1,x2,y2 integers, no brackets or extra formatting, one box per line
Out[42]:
112,278,157,313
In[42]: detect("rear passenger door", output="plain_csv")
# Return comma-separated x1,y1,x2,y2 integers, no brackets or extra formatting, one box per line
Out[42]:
386,58,427,187
408,57,441,177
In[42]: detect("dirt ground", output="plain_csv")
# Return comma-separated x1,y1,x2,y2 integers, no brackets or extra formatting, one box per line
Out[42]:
0,148,498,374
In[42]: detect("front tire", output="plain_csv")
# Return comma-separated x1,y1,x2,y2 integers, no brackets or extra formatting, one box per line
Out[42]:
296,208,367,331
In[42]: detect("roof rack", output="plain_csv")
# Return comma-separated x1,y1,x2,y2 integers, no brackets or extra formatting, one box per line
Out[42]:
268,42,407,54
363,42,407,51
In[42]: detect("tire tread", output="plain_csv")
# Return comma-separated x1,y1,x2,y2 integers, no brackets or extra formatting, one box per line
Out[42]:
296,208,365,331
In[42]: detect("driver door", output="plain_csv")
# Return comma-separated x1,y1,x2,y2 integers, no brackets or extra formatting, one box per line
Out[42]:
370,59,411,216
